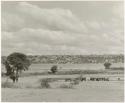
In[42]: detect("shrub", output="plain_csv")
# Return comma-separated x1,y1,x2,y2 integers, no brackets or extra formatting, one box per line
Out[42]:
72,79,80,85
50,65,58,74
104,62,111,69
39,78,51,88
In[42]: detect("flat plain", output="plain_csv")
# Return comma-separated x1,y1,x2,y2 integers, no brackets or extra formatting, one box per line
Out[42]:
1,63,124,102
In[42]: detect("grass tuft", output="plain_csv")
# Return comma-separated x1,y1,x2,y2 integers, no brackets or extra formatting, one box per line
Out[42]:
2,82,20,88
59,83,74,89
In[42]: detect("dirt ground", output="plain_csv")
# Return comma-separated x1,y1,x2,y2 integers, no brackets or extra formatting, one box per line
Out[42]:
2,76,124,102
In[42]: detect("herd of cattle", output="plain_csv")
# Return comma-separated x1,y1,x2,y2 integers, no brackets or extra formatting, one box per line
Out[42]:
64,77,122,82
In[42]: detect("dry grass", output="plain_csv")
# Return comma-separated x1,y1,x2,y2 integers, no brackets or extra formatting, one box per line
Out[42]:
2,67,123,78
110,67,124,70
59,77,81,89
2,81,124,102
2,82,20,88
16,70,106,77
71,79,80,85
59,83,74,89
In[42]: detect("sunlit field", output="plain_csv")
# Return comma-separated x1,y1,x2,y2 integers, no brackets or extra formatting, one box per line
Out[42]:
2,63,124,102
25,63,124,73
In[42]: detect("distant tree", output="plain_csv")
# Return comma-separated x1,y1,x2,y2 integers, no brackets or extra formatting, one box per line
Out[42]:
6,52,31,72
104,61,111,69
50,65,58,74
5,52,31,82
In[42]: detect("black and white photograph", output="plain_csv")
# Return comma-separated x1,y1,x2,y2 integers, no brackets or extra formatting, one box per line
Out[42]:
1,0,124,102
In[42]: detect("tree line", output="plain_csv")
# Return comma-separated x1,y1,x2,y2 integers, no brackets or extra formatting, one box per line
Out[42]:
2,54,124,64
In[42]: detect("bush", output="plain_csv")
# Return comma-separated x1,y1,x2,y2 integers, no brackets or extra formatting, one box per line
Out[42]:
72,79,80,85
104,62,111,69
50,65,58,74
39,78,51,88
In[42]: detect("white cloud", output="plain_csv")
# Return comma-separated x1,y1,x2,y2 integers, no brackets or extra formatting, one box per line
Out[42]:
1,1,124,55
86,21,101,29
112,2,124,19
2,13,25,31
2,2,87,33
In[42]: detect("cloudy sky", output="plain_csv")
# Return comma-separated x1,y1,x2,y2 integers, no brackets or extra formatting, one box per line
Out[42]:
1,1,124,56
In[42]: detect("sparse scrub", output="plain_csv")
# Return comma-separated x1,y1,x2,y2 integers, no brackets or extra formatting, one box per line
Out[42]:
110,67,124,70
2,72,6,77
13,70,107,77
60,83,74,89
25,85,34,88
60,77,81,89
2,82,20,88
71,79,80,85
39,78,51,88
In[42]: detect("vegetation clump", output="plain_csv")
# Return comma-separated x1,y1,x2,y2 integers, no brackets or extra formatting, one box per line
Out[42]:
5,52,31,74
104,62,112,69
2,82,20,88
60,83,74,89
5,52,31,82
39,78,51,88
50,65,58,74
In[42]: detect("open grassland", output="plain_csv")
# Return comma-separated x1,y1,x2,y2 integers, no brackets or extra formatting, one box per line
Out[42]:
1,63,124,102
2,63,124,77
2,80,124,102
